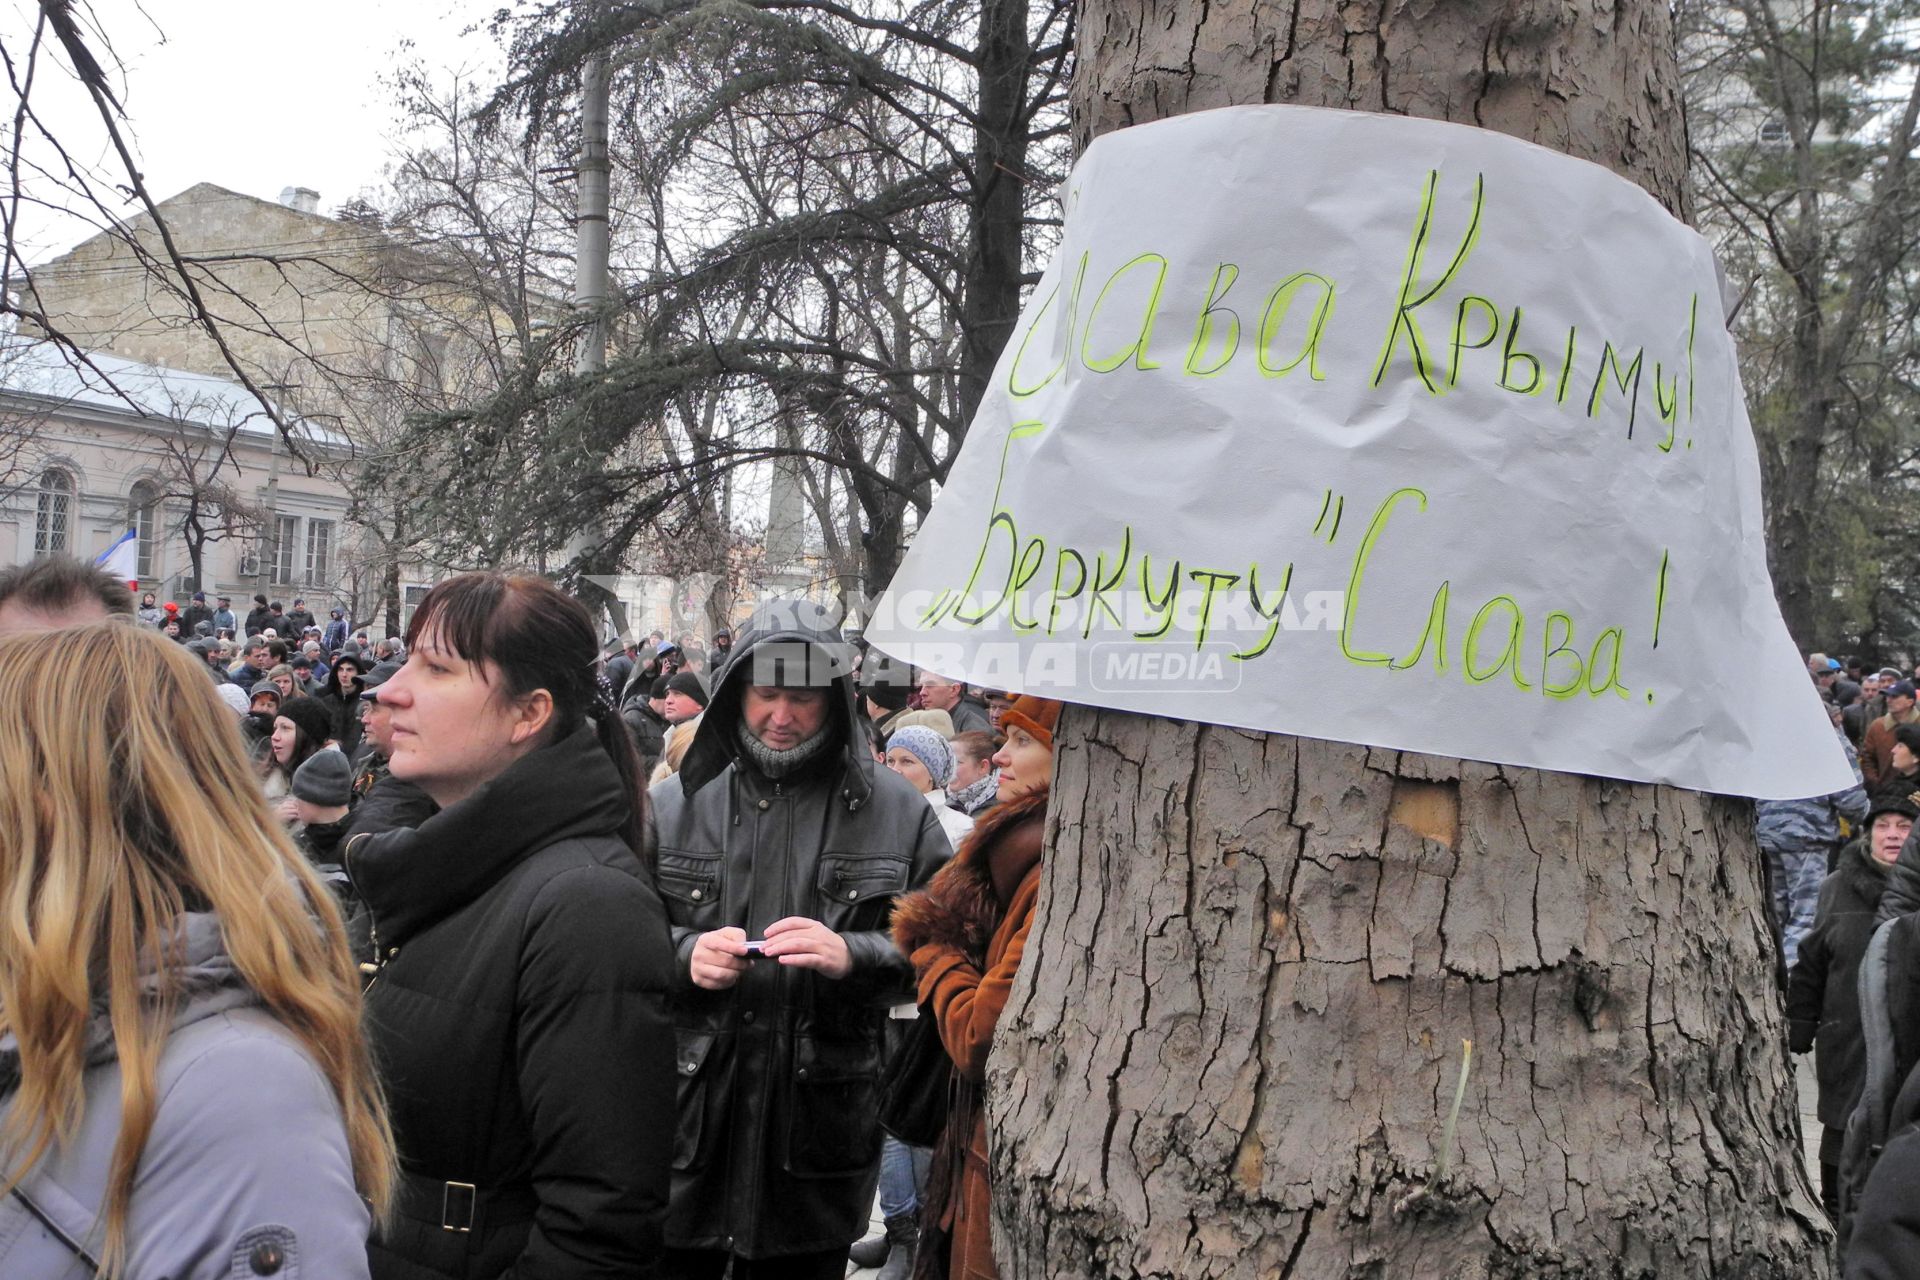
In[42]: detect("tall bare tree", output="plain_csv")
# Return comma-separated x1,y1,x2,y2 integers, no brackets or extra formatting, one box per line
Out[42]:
141,392,269,594
986,4,1826,1277
1,1,305,444
384,0,1071,596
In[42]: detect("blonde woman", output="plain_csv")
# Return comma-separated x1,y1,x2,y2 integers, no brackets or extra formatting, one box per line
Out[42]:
649,710,703,785
0,623,393,1279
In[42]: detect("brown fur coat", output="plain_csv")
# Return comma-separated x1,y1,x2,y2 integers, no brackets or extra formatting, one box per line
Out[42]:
891,787,1048,1280
892,787,1048,962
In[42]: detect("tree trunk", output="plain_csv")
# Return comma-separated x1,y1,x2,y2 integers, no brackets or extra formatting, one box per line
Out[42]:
955,0,1033,429
986,3,1828,1277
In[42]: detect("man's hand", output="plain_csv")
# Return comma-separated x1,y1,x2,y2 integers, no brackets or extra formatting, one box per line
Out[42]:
762,917,852,980
691,926,751,990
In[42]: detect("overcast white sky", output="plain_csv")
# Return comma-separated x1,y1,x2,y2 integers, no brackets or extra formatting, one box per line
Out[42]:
8,0,500,262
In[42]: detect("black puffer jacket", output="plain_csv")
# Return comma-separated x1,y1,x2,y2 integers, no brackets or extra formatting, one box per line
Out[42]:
349,726,675,1279
649,602,950,1259
1789,841,1890,1128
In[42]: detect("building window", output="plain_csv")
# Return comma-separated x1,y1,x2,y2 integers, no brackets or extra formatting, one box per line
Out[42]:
305,518,334,586
128,480,160,579
34,468,73,556
1760,119,1788,145
272,514,300,585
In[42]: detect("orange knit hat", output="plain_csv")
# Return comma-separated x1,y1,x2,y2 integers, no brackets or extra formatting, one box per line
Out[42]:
999,695,1062,747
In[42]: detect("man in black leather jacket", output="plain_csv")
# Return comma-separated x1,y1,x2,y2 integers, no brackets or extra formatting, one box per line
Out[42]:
649,601,950,1280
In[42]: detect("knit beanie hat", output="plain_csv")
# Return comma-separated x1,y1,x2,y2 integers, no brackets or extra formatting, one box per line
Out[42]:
214,684,250,716
276,697,335,750
650,675,671,699
1000,695,1063,747
292,748,353,807
888,708,956,738
249,680,281,703
887,724,954,788
858,654,914,712
667,670,710,708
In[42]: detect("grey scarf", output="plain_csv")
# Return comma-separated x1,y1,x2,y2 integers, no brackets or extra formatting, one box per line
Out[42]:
735,718,839,780
949,769,1000,816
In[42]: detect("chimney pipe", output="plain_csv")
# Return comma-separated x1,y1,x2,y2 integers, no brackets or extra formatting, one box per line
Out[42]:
278,186,321,214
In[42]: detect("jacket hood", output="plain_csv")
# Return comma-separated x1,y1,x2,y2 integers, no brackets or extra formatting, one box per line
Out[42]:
676,598,869,800
321,660,365,701
0,912,256,1093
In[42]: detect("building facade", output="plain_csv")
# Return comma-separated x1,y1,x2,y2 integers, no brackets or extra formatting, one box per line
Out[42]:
0,339,354,613
11,181,507,627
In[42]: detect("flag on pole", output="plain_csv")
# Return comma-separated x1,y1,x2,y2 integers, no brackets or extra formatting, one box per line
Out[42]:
96,528,138,587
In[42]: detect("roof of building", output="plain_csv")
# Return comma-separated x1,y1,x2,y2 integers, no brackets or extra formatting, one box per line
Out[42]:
0,336,351,450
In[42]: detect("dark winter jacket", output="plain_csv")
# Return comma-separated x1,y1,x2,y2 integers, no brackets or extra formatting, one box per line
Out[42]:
1789,841,1890,1128
182,602,214,634
244,605,272,637
1848,1059,1920,1277
892,787,1047,1280
298,815,374,968
346,771,438,844
313,666,365,759
946,697,992,737
348,726,675,1279
0,913,372,1279
623,699,670,773
286,607,316,635
1838,912,1920,1253
649,600,951,1259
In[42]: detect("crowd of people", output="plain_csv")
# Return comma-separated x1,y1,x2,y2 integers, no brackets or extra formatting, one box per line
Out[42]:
29,549,1920,1276
0,555,1061,1280
1760,651,1920,1273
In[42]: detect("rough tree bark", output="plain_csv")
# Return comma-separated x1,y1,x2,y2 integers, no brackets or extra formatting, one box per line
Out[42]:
986,3,1828,1277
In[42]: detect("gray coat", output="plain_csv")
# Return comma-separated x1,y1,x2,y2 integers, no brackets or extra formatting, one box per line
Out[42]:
0,914,370,1280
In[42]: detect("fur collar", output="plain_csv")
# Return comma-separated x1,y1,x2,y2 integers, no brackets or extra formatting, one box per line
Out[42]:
893,788,1048,961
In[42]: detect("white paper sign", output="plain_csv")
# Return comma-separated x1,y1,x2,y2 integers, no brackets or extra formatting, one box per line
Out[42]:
863,105,1850,799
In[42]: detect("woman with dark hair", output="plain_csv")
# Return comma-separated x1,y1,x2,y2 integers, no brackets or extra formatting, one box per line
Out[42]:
345,571,676,1279
259,694,334,815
